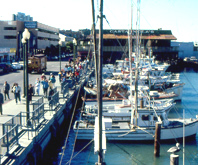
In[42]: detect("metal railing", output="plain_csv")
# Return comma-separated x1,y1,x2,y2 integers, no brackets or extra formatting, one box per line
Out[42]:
48,91,59,110
0,125,19,162
31,103,45,126
53,86,57,93
32,96,44,111
61,81,67,93
1,113,23,135
62,83,69,98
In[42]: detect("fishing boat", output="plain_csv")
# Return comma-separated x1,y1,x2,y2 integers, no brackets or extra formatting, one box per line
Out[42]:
73,109,198,140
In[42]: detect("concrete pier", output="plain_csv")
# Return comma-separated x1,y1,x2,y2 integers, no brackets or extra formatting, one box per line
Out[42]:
0,69,93,165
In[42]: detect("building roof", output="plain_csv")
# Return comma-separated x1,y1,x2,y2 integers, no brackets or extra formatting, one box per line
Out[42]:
90,29,177,40
100,33,177,40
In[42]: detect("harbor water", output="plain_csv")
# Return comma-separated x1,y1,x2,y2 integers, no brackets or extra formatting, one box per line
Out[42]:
44,67,198,165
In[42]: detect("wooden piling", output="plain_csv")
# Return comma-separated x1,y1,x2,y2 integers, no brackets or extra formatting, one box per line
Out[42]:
154,122,161,157
170,154,179,165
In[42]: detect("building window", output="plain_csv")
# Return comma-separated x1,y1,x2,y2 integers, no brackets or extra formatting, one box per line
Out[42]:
4,27,16,30
4,36,16,39
142,115,149,121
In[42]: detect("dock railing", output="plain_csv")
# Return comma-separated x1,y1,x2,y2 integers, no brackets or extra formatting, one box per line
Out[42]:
32,96,44,111
0,124,19,162
62,83,69,98
48,91,59,111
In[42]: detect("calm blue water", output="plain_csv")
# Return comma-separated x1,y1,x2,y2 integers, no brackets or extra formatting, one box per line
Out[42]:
48,68,198,165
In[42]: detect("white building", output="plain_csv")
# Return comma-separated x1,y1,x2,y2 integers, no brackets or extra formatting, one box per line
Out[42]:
171,42,198,59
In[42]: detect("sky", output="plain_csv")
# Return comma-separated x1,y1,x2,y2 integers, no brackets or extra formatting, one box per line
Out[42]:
0,0,198,42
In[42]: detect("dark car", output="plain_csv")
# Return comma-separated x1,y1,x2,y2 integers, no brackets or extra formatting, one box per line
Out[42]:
0,63,11,73
0,66,4,74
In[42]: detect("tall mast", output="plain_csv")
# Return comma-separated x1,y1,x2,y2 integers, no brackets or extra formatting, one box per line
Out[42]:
97,0,104,164
91,0,98,86
129,3,134,125
134,0,141,126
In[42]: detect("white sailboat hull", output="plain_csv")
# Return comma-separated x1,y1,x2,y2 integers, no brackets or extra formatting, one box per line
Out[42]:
74,119,198,141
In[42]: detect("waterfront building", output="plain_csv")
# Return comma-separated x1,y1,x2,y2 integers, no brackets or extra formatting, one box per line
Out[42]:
78,29,178,64
171,42,198,59
0,12,59,62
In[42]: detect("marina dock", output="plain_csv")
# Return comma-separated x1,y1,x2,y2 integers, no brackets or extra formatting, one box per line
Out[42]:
0,69,94,165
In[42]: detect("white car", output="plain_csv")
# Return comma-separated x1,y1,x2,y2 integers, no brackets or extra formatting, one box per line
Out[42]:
11,62,22,70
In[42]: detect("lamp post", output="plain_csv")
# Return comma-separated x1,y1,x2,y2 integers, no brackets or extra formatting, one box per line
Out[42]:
73,38,77,69
73,38,77,87
22,40,26,97
59,40,62,72
22,28,30,123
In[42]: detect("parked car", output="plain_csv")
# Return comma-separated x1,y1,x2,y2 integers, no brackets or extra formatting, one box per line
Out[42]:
11,62,22,70
19,61,24,69
0,66,4,74
0,63,11,73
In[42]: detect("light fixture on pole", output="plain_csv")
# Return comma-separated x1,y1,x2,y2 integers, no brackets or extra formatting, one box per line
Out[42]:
73,38,77,69
59,40,62,72
22,28,30,124
22,38,26,98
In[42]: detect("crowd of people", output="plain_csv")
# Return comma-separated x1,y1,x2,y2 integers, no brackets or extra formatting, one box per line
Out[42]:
0,58,90,115
58,59,89,84
0,72,57,106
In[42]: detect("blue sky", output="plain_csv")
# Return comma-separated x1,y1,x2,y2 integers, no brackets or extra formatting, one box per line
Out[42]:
0,0,197,42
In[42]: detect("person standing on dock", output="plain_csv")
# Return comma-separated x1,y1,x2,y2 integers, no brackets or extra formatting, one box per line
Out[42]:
41,79,49,98
35,78,40,95
49,73,56,88
3,81,10,101
12,83,21,104
0,89,4,115
28,84,34,104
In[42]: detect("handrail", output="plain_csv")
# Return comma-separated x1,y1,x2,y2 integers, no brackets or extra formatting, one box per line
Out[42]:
32,96,44,111
0,124,19,161
49,91,59,110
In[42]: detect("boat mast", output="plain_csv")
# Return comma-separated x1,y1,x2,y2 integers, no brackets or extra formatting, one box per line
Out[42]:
97,0,104,164
134,0,141,126
91,0,98,86
129,3,134,125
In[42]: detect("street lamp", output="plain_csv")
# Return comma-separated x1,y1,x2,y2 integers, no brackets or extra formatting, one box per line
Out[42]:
73,38,77,68
59,40,62,72
22,28,30,124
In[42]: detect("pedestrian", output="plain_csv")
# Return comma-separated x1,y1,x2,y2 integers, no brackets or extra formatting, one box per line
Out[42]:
35,78,40,95
28,84,34,104
12,83,21,104
58,71,62,83
0,90,4,115
3,81,10,100
48,80,53,90
49,73,56,88
41,79,49,98
48,88,54,101
41,73,46,81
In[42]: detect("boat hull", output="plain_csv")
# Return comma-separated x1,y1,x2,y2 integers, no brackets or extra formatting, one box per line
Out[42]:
74,119,198,141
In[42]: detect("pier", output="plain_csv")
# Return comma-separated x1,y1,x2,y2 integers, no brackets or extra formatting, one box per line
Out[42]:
0,68,94,165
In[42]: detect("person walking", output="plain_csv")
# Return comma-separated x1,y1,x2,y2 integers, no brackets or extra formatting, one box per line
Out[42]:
3,81,10,100
35,78,40,95
41,79,49,98
12,83,21,104
41,73,46,81
48,80,53,90
49,73,56,88
0,90,4,115
28,84,34,104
